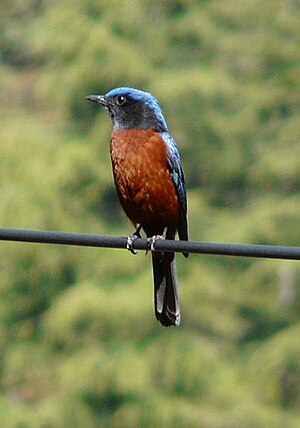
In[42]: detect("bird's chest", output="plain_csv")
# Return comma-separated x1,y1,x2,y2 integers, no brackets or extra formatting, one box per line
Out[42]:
110,129,168,195
110,129,178,227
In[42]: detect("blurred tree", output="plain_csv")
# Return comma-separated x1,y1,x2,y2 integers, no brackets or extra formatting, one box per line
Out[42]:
0,0,300,426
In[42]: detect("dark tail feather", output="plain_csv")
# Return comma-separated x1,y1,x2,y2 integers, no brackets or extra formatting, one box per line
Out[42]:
152,252,180,327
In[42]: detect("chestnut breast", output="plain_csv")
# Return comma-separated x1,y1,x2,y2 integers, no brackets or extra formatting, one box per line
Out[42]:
110,129,179,234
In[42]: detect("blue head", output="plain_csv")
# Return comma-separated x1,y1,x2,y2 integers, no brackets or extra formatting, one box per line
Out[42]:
86,87,168,132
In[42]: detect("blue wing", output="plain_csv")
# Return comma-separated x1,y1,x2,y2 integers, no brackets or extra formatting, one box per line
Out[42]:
162,132,188,246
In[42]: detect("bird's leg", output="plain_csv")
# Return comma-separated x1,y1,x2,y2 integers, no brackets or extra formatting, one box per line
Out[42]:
147,227,168,252
126,224,143,255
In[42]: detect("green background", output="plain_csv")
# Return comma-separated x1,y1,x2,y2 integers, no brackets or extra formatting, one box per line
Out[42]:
1,1,300,426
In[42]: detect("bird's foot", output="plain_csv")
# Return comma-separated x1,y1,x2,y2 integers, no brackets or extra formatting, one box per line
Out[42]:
126,225,142,255
147,235,163,252
147,228,167,252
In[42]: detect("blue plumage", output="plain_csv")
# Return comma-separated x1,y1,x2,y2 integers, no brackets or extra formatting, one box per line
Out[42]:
105,87,168,132
162,131,188,243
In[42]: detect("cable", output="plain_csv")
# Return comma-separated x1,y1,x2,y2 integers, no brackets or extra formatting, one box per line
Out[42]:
0,227,300,260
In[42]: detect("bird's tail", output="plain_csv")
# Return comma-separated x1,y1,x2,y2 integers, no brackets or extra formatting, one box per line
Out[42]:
151,252,180,327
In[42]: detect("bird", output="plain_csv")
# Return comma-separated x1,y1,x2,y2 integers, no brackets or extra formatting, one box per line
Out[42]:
86,87,188,326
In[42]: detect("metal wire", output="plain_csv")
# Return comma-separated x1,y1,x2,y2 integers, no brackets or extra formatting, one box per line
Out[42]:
0,227,300,260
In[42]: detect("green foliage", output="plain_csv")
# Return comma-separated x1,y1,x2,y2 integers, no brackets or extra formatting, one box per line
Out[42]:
1,0,300,426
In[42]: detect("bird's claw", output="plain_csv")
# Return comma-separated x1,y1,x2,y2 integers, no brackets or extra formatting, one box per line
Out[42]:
147,234,165,253
127,226,142,255
126,234,140,255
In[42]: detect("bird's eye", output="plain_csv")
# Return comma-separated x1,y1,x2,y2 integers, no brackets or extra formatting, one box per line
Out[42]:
116,95,127,106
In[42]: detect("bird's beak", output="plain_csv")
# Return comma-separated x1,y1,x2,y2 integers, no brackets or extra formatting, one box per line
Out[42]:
85,94,112,107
